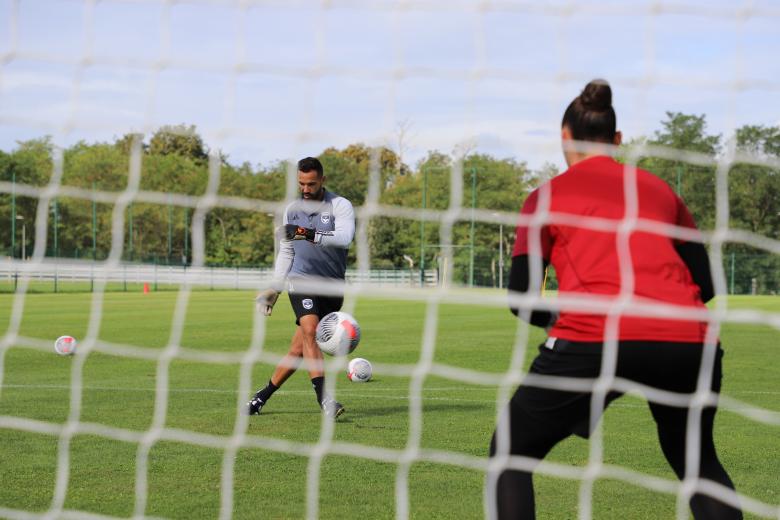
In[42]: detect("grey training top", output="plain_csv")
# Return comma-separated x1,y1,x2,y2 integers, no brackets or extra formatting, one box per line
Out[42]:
271,190,356,287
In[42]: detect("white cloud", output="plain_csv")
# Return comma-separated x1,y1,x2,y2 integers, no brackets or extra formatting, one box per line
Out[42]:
2,71,137,95
1,71,71,91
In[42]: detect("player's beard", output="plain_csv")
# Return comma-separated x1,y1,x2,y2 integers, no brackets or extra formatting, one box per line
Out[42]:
302,188,324,200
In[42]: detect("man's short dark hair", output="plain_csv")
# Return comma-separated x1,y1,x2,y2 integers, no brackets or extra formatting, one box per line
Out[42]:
298,157,324,177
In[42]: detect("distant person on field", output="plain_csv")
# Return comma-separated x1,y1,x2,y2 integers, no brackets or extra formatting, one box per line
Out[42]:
490,79,742,519
248,156,355,419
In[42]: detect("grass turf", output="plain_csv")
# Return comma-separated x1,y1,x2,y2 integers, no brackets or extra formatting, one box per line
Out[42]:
0,290,778,519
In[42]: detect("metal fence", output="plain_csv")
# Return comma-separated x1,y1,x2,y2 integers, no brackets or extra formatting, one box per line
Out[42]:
0,260,438,293
1,253,777,295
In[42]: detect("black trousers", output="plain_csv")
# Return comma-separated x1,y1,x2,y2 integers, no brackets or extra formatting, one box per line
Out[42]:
489,340,742,520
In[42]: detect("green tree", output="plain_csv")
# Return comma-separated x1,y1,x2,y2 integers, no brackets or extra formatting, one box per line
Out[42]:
726,125,780,293
58,141,131,259
368,151,452,271
135,142,210,263
530,161,561,188
318,144,408,206
368,151,531,286
455,154,531,285
368,172,422,269
634,112,721,230
218,161,285,266
148,124,209,163
0,149,13,256
114,132,147,155
730,125,780,237
0,138,54,257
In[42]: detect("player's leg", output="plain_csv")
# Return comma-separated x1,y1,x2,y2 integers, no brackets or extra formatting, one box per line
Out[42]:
645,344,742,519
270,326,305,387
299,312,325,384
299,295,345,417
300,313,344,417
489,340,607,519
246,327,305,414
489,390,575,520
651,403,741,519
246,294,310,415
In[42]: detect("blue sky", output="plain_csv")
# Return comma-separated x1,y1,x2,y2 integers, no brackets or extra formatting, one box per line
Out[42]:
1,0,778,172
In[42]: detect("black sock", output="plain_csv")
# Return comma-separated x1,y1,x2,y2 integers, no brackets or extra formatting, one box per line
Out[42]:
255,380,279,403
311,376,325,405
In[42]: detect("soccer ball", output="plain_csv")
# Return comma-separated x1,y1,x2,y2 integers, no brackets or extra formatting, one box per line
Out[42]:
54,335,77,356
347,357,372,383
316,311,360,356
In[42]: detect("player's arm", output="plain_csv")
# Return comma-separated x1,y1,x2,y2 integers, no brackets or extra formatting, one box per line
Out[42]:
508,255,557,328
675,242,714,303
314,197,356,247
672,195,715,303
282,197,355,248
507,188,557,329
257,212,295,316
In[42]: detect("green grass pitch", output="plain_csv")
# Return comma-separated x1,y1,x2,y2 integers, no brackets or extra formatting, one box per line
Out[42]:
0,290,778,519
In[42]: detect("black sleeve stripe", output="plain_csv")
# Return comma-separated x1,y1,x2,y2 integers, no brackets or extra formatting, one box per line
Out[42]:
675,242,715,303
508,255,555,328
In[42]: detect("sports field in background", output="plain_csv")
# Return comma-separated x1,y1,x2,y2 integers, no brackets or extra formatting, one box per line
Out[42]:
0,290,777,519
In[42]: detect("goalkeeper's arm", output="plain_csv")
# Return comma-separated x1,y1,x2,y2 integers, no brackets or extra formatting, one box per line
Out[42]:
312,197,355,247
672,194,714,303
281,198,355,247
257,215,295,316
675,241,715,303
508,254,557,329
269,210,296,289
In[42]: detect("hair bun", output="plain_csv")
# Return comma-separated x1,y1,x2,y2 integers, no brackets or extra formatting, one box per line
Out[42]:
580,79,612,111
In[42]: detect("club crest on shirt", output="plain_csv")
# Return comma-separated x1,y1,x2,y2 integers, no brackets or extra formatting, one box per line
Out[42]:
302,299,314,310
320,212,330,224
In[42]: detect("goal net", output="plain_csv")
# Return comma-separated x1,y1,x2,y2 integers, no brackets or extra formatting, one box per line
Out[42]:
1,1,779,519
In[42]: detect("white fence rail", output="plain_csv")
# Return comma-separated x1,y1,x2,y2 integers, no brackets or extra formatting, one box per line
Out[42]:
0,260,438,290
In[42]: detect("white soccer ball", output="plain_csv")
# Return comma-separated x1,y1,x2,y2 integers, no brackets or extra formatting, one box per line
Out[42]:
347,357,372,383
316,311,360,356
54,335,77,356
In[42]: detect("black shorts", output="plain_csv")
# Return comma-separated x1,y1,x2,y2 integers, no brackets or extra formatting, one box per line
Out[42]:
506,339,723,439
288,292,344,325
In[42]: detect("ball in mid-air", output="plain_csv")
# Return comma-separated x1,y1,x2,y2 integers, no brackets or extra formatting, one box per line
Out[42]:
316,311,360,356
347,357,372,383
54,335,77,356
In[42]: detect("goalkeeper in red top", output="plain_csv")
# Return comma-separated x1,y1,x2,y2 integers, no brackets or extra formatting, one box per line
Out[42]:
489,80,742,519
248,156,355,418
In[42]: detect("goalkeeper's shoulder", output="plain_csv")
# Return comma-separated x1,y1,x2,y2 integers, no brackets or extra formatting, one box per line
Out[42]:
324,189,351,205
331,193,355,218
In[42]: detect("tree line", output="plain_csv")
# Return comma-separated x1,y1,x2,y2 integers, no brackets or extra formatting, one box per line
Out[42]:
0,115,778,292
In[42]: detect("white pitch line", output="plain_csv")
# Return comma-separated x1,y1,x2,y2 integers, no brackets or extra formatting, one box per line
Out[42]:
3,383,778,395
2,384,777,409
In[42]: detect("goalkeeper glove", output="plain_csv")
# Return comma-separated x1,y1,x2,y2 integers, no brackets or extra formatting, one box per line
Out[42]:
256,289,280,316
284,224,316,242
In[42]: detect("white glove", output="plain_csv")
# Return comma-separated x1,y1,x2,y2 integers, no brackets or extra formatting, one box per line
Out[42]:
256,289,280,316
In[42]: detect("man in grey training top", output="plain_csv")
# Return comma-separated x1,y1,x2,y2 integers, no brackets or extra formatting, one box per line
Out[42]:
248,156,356,418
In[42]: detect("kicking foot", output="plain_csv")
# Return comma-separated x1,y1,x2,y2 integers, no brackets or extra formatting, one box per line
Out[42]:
246,396,265,415
321,397,345,419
